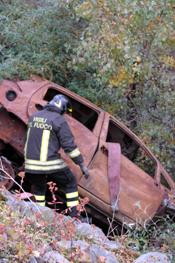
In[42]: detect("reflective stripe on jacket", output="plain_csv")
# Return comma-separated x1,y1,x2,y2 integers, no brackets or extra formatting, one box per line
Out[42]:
24,104,84,174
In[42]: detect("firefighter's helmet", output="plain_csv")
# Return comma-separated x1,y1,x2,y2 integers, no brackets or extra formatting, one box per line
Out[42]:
49,94,72,115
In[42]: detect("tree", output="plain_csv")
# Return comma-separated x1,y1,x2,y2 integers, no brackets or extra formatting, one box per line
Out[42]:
0,0,174,177
69,0,175,177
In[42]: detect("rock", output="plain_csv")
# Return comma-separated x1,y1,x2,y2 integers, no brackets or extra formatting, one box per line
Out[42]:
58,240,119,263
0,189,71,223
29,257,38,263
0,189,171,263
75,223,108,243
134,252,170,263
75,222,120,249
29,257,44,263
43,251,70,263
0,189,55,220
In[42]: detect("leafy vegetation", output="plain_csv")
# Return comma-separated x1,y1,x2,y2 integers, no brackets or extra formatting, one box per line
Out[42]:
1,186,175,263
0,0,175,178
123,214,175,262
0,186,140,263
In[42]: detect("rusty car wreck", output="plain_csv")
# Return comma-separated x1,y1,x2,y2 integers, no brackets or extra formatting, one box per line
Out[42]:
0,75,175,230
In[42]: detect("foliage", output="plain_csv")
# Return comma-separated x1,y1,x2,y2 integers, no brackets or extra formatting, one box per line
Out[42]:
0,186,142,263
1,184,175,262
122,214,175,262
0,0,82,84
109,200,175,262
0,0,175,178
0,190,98,262
72,0,175,177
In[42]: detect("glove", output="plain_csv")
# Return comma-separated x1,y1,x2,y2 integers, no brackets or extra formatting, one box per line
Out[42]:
79,164,89,179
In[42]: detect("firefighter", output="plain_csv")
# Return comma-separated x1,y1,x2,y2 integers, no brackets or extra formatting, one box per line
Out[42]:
24,94,89,221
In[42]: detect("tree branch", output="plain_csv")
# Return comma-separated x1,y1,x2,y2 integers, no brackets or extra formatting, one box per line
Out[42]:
127,94,144,133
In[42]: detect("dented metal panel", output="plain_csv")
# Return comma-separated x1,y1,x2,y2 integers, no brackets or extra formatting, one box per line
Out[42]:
0,75,175,229
119,154,165,222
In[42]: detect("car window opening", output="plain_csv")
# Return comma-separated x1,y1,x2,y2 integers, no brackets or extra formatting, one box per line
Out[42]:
161,173,171,191
106,120,155,177
43,88,98,131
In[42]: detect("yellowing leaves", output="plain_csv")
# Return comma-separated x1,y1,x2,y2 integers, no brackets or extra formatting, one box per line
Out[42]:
119,25,125,31
16,241,26,251
109,66,134,88
114,37,119,43
169,5,174,9
162,56,175,68
84,1,89,6
137,56,141,63
17,251,22,260
98,0,107,7
109,72,122,87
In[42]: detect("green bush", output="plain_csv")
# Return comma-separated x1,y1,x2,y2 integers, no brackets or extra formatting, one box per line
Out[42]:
0,0,175,178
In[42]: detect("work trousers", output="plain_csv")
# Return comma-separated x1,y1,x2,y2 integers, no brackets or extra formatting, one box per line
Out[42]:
25,168,79,217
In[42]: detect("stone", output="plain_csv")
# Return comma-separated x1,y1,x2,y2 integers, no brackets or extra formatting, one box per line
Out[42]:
75,222,109,244
29,257,38,263
75,222,120,250
43,251,70,263
58,240,119,263
134,252,170,263
1,189,170,263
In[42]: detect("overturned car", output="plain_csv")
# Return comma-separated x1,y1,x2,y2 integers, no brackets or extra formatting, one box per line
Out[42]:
0,75,175,230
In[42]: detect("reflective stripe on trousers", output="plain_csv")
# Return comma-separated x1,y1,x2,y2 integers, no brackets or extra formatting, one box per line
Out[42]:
66,191,79,217
66,191,79,208
34,195,46,206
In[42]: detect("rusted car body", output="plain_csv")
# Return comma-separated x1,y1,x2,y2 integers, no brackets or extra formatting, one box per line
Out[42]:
0,75,175,229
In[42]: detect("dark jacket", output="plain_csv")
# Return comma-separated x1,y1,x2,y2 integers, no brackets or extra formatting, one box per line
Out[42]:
24,104,84,174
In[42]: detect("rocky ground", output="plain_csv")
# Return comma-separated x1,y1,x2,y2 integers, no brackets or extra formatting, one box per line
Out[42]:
0,189,172,263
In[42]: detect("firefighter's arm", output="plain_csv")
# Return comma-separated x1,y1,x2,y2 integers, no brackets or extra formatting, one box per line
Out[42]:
58,121,83,164
58,121,89,179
